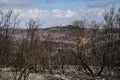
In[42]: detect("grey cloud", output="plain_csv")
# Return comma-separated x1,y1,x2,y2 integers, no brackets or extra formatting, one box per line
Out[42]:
88,0,120,8
88,3,108,8
46,0,56,3
0,0,40,8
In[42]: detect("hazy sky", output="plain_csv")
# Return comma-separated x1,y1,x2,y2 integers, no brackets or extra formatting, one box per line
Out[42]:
0,0,120,28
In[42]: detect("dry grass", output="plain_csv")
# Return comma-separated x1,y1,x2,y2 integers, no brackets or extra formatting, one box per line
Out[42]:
0,71,13,79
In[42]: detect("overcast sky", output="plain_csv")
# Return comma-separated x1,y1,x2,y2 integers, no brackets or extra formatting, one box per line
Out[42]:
0,0,120,28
